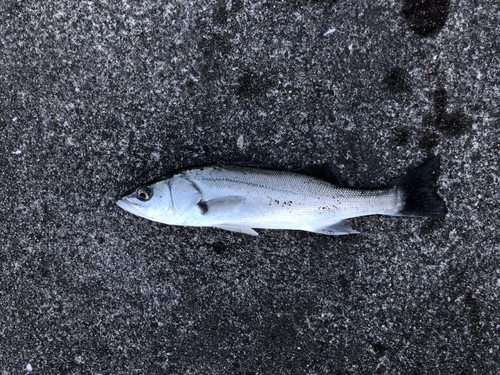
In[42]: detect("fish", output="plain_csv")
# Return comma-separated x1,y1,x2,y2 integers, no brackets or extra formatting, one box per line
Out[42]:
116,156,446,236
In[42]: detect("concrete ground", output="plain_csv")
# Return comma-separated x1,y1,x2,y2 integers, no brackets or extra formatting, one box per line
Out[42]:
1,0,499,373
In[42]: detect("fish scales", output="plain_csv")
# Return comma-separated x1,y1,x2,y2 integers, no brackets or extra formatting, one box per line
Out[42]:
187,166,397,218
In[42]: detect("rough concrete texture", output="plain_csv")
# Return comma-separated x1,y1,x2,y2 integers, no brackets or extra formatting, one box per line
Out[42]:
1,0,499,373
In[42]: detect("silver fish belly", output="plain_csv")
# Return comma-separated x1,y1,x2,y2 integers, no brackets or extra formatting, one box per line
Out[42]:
116,157,446,236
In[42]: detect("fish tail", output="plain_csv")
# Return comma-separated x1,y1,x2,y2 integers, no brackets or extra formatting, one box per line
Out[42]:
390,156,447,218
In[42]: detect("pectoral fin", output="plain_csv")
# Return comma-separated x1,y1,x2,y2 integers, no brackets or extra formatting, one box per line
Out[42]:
313,220,360,235
198,196,246,215
213,224,259,236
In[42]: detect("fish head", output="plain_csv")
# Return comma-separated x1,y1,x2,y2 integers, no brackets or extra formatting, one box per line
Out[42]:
116,180,173,222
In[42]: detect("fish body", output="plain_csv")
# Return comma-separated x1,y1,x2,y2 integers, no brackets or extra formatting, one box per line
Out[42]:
116,156,446,236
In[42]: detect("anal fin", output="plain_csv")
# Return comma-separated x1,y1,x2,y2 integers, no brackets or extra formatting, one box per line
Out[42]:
313,219,359,236
213,224,259,236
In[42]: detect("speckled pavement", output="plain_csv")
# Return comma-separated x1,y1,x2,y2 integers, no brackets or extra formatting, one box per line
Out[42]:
1,0,499,373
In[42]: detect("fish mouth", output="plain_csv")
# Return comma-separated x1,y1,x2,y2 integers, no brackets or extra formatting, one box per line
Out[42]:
116,197,136,213
116,197,154,221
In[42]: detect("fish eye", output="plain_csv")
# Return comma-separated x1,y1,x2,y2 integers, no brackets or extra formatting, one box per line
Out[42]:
136,186,152,201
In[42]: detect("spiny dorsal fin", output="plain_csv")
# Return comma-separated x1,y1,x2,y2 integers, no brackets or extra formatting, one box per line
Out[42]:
232,161,344,186
294,163,344,186
231,161,278,170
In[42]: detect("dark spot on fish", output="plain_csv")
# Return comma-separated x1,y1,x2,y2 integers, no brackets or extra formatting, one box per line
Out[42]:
401,0,450,37
212,241,226,254
383,67,412,94
198,201,208,215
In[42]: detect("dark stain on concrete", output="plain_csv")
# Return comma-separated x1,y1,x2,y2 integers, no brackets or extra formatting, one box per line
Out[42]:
426,88,473,137
401,0,450,37
213,2,228,26
390,128,411,146
236,70,276,99
419,130,440,154
383,67,412,94
419,217,446,236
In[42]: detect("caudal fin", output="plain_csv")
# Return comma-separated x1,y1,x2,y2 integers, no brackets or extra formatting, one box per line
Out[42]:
390,156,446,218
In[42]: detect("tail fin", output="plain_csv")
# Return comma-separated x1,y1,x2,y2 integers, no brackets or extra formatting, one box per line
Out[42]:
390,156,446,218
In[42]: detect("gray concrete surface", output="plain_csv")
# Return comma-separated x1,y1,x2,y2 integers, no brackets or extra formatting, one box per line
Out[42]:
1,0,499,373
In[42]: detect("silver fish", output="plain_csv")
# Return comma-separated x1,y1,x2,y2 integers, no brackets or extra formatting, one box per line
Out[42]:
116,156,446,236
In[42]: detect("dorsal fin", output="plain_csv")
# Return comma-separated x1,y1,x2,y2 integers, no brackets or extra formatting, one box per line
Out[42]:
231,161,278,170
293,163,344,186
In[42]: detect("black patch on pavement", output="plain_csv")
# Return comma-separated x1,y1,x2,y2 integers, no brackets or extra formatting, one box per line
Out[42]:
235,70,275,99
401,0,450,37
213,2,228,26
426,89,473,137
383,67,412,94
230,0,245,14
211,241,226,254
390,128,411,146
465,293,483,335
372,342,386,357
419,217,446,236
419,130,440,154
